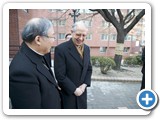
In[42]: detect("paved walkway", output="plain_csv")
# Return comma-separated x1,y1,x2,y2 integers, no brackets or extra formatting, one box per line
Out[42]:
87,81,141,109
87,66,142,109
91,66,142,82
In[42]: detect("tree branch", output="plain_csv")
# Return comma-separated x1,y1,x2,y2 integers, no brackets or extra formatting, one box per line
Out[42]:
89,9,110,22
80,12,99,21
124,9,145,34
111,9,115,17
124,13,135,25
102,9,119,26
117,9,124,24
124,9,135,23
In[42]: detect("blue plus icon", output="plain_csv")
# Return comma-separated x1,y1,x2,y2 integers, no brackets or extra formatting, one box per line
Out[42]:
142,93,153,105
137,89,158,110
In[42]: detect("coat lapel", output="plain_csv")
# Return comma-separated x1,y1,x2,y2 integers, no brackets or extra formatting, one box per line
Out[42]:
80,45,89,81
21,42,58,86
37,64,57,86
83,45,89,67
68,40,83,66
67,40,90,81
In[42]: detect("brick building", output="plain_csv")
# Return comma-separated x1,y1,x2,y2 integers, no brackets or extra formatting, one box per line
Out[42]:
9,9,145,59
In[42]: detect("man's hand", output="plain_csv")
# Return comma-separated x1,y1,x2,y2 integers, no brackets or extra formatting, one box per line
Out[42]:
74,88,83,96
79,84,87,93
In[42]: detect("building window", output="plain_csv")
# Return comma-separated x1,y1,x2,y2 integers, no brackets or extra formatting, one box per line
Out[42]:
102,20,109,27
132,35,136,41
58,9,67,12
79,9,94,14
136,30,142,36
48,9,66,12
84,20,92,27
123,47,130,53
58,20,66,26
58,33,65,40
23,9,28,13
110,34,116,41
48,9,56,12
100,47,107,53
125,35,132,41
86,34,92,40
124,35,127,41
128,35,132,41
50,20,56,26
101,34,108,40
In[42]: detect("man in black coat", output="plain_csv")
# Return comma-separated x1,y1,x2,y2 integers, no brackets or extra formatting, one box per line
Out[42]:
54,21,92,109
9,18,61,109
140,46,145,90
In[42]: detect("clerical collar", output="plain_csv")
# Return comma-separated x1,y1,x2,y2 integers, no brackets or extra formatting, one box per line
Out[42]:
28,45,44,56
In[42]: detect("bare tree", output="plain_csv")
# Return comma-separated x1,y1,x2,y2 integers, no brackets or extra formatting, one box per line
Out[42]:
90,9,145,70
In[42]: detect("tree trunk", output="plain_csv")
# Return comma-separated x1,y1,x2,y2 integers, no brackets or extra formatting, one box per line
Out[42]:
114,29,125,70
114,54,122,70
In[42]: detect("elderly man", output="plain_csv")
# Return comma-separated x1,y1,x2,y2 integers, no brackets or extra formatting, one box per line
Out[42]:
9,18,61,109
140,46,145,90
54,21,92,109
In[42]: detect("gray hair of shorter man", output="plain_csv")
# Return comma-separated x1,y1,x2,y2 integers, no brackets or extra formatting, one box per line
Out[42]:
71,21,88,32
22,17,53,43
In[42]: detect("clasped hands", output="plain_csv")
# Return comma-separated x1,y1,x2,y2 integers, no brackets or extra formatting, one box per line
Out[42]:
74,84,87,96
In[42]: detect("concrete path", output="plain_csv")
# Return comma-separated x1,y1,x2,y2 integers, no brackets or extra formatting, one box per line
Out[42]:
87,81,141,109
91,66,142,82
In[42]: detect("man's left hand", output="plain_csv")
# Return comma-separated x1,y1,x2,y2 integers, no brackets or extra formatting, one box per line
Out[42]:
79,84,87,93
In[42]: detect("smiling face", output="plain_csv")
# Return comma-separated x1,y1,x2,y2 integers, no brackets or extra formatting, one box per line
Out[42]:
72,22,88,46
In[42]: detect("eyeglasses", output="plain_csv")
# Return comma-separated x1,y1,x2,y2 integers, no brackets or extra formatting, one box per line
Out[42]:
43,35,56,39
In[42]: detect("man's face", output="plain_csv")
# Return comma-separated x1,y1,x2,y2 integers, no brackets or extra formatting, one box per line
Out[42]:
40,27,55,54
72,27,87,46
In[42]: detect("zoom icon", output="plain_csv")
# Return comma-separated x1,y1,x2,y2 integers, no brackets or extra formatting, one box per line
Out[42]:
136,89,158,110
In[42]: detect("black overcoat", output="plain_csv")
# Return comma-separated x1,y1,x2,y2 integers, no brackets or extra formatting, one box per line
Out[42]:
54,39,92,109
9,42,61,109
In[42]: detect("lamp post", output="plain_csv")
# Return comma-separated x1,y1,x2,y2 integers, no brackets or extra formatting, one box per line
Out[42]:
69,9,80,23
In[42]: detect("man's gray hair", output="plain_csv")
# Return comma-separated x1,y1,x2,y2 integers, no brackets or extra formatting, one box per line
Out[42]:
22,18,53,43
72,21,88,32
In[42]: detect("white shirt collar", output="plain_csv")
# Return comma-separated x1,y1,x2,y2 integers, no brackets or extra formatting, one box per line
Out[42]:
28,45,44,56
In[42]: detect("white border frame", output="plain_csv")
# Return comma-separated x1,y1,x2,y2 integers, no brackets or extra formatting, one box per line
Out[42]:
3,2,151,115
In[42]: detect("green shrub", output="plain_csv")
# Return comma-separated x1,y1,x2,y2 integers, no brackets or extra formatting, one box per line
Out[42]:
91,56,97,65
124,55,142,66
135,55,143,65
98,57,116,74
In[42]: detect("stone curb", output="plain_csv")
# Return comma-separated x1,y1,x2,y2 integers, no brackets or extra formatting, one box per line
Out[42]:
91,76,142,82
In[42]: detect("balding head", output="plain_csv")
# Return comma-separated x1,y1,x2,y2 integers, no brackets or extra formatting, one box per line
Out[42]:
22,17,53,43
72,21,88,33
71,21,88,46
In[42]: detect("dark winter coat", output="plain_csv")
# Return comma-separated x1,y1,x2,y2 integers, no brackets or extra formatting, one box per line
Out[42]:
54,39,92,109
9,42,61,109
